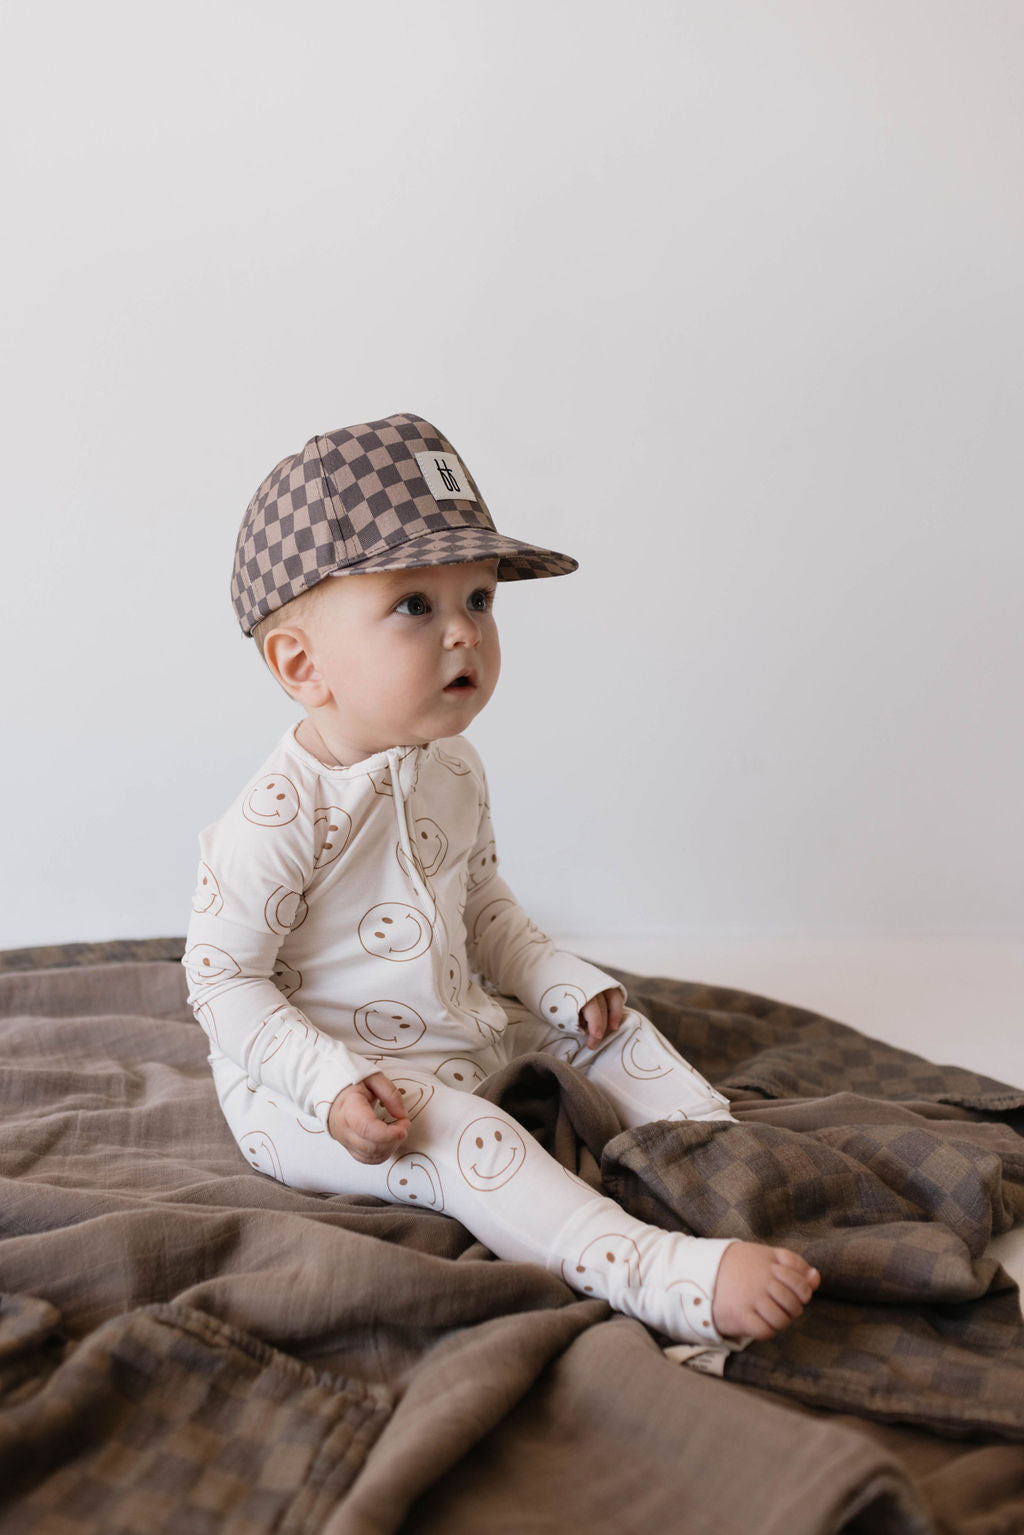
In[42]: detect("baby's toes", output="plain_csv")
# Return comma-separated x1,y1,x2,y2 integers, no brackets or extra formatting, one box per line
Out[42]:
774,1249,820,1300
763,1281,804,1324
749,1295,795,1339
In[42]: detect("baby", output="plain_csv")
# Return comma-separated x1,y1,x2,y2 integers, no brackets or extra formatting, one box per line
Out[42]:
185,412,818,1354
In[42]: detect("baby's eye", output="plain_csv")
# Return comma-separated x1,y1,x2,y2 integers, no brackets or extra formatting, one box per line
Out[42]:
468,587,495,613
395,594,431,617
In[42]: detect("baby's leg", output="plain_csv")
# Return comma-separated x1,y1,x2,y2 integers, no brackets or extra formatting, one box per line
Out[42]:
504,1010,820,1335
516,1005,735,1130
574,1013,820,1334
215,1065,815,1347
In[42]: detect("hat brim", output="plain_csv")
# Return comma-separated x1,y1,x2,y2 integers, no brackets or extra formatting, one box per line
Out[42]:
325,526,578,583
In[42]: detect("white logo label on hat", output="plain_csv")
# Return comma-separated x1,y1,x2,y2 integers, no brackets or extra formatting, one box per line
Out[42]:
414,450,478,503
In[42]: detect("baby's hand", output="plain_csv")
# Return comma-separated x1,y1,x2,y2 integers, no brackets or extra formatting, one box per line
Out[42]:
327,1073,411,1164
579,987,626,1049
712,1243,820,1341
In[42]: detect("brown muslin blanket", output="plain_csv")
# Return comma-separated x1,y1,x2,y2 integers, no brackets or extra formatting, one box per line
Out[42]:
1,942,1022,1534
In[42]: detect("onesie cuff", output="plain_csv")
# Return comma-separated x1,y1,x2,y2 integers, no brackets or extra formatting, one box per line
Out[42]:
303,1052,379,1130
582,977,628,1009
521,955,627,1026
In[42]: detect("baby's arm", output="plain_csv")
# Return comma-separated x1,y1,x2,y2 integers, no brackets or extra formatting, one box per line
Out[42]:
460,757,625,1033
185,772,377,1125
185,912,375,1123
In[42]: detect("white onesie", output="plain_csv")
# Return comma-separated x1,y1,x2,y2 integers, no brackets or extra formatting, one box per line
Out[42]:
184,726,738,1351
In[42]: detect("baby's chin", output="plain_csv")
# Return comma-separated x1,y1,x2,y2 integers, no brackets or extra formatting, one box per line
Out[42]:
315,692,494,760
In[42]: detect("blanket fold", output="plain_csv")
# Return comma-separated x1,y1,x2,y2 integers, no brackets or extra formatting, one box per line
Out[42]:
1,943,1023,1534
0,1295,392,1533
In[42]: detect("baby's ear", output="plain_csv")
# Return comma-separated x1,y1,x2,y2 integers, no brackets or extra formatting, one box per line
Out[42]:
264,626,329,705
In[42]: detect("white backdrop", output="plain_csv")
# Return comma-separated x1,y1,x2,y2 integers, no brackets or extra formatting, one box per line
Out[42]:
3,0,1021,954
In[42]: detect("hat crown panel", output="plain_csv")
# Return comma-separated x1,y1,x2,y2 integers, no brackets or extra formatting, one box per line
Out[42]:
316,416,497,561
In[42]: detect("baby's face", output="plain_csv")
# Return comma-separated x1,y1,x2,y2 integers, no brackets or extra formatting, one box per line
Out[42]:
306,559,500,762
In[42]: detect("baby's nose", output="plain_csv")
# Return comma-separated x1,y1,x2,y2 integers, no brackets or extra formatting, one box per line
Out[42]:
444,612,481,647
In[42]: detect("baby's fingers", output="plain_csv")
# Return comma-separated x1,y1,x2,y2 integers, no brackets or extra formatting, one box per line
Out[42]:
348,1114,408,1164
367,1071,412,1126
580,995,609,1047
360,1102,410,1147
345,1089,408,1162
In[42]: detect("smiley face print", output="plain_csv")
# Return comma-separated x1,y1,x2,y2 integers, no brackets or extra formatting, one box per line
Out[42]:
184,944,241,987
470,1007,506,1046
358,903,433,963
393,845,439,925
434,1057,487,1090
434,745,471,776
271,960,302,999
386,1151,445,1210
313,806,352,870
444,953,463,1005
368,751,420,796
353,1000,427,1051
469,897,515,947
563,1233,644,1295
412,818,448,876
255,1004,318,1064
666,1279,715,1334
457,1116,528,1192
264,886,309,936
192,862,223,916
467,840,498,891
258,1020,288,1065
242,774,300,828
620,1026,676,1081
538,1034,582,1064
388,1077,435,1122
368,767,392,797
241,1130,285,1182
539,983,587,1032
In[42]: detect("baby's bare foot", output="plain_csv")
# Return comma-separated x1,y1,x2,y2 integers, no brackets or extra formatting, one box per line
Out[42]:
712,1243,820,1341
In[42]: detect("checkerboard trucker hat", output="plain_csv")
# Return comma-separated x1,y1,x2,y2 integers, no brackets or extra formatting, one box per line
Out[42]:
231,412,578,635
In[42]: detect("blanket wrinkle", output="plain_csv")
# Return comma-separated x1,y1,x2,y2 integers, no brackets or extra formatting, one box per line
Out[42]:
600,1115,1017,1298
468,1033,1024,1437
589,977,1024,1437
0,1294,392,1533
333,1302,610,1535
2,944,1024,1533
395,1319,936,1535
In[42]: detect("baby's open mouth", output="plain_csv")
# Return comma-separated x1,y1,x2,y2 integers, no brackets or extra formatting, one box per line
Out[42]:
446,673,475,691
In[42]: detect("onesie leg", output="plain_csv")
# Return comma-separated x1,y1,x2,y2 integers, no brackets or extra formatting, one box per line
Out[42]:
508,1006,734,1130
576,1010,735,1128
215,1063,736,1348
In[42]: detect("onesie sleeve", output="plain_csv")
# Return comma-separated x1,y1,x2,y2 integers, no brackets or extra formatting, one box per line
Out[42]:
462,759,625,1024
183,770,376,1126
